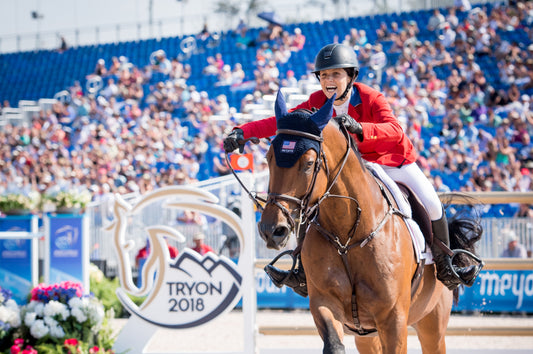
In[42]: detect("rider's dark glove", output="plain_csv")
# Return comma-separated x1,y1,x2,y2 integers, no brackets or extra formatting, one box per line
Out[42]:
223,128,245,153
335,113,364,141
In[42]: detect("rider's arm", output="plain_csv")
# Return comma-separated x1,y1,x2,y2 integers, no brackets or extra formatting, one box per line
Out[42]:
237,116,278,140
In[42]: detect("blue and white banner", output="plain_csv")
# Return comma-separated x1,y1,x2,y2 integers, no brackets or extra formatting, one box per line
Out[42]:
453,270,533,313
0,215,38,304
44,214,89,292
250,270,533,313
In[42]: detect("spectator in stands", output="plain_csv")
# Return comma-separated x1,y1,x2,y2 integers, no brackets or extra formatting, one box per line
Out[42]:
515,203,533,218
454,0,472,12
236,26,254,50
107,56,122,77
428,9,446,33
203,56,219,76
136,238,179,268
223,43,481,295
191,232,215,255
135,238,179,286
94,59,107,77
151,50,172,75
376,22,391,40
257,23,282,43
433,174,451,193
58,35,68,53
281,70,298,88
369,43,387,84
290,28,306,51
500,229,528,258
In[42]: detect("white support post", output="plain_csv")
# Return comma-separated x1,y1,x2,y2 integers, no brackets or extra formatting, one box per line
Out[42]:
240,173,258,354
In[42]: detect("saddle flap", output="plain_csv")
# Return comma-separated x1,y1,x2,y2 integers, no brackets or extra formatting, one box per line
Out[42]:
396,182,433,246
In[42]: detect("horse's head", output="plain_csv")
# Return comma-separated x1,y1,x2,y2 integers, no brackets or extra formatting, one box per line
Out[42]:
258,90,337,249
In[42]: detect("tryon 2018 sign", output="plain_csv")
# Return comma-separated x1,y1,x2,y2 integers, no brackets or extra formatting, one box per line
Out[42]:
109,186,245,329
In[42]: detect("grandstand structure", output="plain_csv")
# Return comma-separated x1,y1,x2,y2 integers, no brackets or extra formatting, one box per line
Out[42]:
1,1,532,269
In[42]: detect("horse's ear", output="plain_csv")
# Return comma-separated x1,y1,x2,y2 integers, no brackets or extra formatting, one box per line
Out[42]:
274,90,288,122
311,93,336,131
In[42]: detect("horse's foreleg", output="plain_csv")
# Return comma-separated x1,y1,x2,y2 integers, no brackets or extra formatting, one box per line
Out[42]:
354,335,382,354
412,290,452,354
311,305,345,354
375,310,409,354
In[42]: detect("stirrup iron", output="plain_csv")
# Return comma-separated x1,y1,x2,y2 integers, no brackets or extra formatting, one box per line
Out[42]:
447,249,485,287
264,249,297,287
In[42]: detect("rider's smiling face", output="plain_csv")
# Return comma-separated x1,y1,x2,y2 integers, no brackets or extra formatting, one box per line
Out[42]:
318,68,350,103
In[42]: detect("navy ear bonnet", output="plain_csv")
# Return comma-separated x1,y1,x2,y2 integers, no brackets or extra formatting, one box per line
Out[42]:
272,90,335,167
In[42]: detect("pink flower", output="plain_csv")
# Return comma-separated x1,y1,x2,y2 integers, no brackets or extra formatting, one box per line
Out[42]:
10,345,21,354
13,339,24,346
89,346,100,353
64,338,79,346
22,347,37,354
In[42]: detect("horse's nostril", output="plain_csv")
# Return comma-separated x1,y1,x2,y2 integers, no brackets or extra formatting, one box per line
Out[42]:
273,226,289,238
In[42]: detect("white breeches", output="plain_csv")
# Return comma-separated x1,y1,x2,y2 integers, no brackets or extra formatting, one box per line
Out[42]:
381,163,443,221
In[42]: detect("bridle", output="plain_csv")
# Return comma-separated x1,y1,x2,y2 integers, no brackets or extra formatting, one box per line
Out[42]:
227,120,398,335
226,118,362,242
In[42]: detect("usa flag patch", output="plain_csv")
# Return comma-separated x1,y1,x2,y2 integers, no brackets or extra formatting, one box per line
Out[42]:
281,140,296,153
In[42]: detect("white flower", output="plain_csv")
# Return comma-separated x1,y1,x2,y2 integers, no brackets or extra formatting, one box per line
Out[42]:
5,300,21,327
71,306,87,323
0,300,21,328
44,300,69,320
24,312,37,326
49,322,65,338
68,297,82,309
87,301,105,328
44,316,65,338
5,299,18,310
30,319,49,339
26,301,44,316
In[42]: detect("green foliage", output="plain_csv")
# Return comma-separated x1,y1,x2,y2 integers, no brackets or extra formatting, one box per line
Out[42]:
89,264,144,318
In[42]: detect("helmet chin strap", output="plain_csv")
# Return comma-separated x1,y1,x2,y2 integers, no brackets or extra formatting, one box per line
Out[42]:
335,74,356,102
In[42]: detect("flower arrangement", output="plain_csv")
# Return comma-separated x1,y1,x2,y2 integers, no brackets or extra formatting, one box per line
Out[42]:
0,192,40,215
42,188,92,213
0,281,115,354
0,287,21,347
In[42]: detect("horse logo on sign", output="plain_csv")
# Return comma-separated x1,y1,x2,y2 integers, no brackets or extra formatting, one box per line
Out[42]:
108,186,245,329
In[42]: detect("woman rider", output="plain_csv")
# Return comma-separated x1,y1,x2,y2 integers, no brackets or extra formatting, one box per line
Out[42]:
223,43,481,295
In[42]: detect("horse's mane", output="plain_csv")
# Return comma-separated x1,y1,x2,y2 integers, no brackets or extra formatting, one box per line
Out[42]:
326,115,367,172
278,107,367,172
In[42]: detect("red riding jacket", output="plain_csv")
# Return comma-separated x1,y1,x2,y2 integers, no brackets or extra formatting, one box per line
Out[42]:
237,82,417,167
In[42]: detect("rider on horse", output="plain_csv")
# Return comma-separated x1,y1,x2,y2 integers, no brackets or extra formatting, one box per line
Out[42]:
223,43,482,295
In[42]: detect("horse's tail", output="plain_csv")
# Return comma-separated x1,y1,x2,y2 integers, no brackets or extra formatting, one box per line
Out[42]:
441,193,484,303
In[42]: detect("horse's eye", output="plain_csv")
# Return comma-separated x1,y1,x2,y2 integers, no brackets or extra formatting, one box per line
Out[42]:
304,159,315,172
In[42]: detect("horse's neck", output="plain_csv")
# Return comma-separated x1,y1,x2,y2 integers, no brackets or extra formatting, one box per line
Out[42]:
320,155,386,239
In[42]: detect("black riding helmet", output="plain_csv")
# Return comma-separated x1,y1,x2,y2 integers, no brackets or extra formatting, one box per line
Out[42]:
312,43,359,101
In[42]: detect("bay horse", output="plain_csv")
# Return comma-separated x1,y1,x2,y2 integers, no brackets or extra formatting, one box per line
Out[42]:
256,91,482,354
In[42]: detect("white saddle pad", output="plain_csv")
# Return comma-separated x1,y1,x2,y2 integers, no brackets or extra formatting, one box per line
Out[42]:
366,162,433,265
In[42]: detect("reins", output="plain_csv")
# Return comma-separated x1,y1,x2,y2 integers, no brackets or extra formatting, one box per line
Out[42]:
225,120,398,335
224,136,266,212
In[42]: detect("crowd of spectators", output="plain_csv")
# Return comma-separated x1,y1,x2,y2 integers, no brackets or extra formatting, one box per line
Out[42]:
0,1,532,218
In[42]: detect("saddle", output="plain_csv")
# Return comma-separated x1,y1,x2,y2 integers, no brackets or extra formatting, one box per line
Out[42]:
366,162,433,297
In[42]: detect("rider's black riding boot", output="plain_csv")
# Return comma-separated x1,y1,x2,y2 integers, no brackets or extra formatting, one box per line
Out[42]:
265,255,308,297
431,210,479,290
